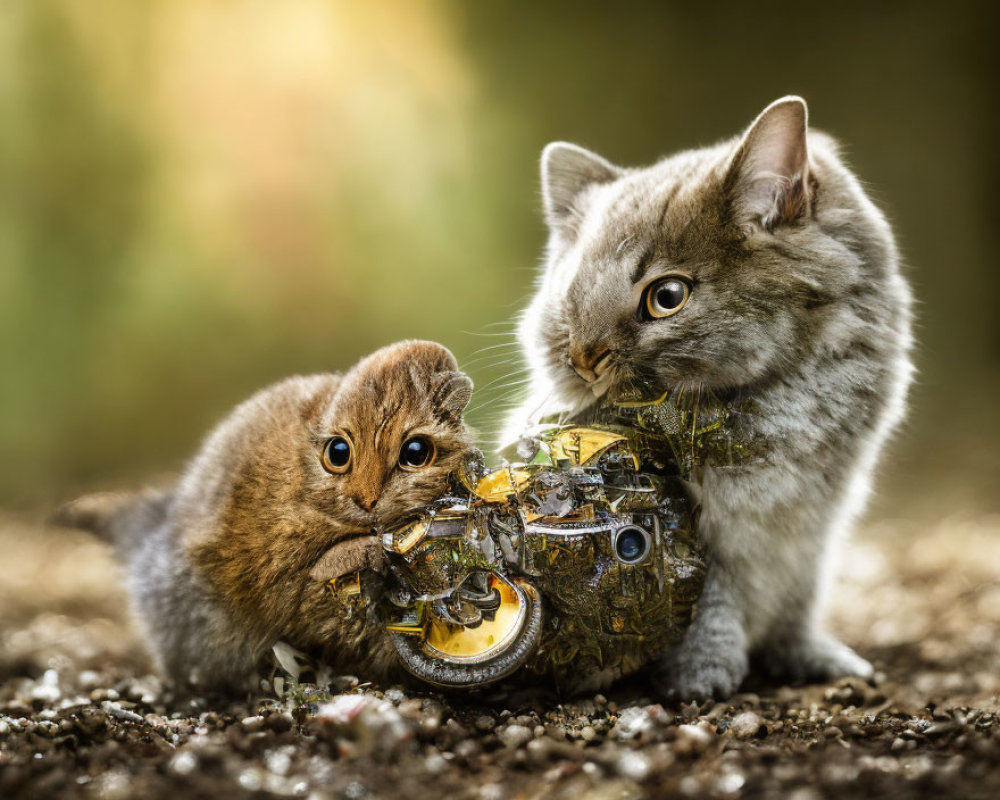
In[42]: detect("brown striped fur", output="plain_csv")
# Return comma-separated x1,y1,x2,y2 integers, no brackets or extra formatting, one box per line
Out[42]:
55,340,473,693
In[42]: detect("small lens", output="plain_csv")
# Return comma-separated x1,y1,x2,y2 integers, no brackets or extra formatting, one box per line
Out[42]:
614,525,650,564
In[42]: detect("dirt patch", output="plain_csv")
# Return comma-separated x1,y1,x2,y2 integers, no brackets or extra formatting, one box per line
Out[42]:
1,515,998,799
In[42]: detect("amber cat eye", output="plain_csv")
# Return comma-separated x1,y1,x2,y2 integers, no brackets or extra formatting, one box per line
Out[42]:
399,436,435,470
642,276,691,319
322,435,352,474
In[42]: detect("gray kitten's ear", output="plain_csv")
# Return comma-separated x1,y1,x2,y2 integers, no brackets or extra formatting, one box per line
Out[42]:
433,373,473,419
727,96,811,231
541,142,621,235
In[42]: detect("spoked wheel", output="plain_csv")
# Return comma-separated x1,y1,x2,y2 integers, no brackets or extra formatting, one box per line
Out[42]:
389,575,542,688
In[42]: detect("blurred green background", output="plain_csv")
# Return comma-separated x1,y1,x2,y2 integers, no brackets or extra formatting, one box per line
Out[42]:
1,1,997,518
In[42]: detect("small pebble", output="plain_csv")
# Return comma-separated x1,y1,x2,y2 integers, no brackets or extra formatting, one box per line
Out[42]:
611,706,654,740
77,670,101,690
717,772,746,793
730,711,767,740
34,720,60,738
169,751,198,776
454,739,480,759
580,725,596,742
616,750,651,781
526,738,552,761
384,688,406,705
674,722,714,755
265,749,293,776
32,683,61,704
499,724,533,748
479,784,503,800
241,715,266,732
424,752,448,775
238,768,264,792
582,761,602,778
474,714,495,732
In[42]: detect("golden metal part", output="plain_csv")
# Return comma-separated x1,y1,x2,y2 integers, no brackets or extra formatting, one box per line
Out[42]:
614,390,671,409
423,575,526,661
327,571,362,598
390,519,428,554
474,466,536,503
548,427,637,468
386,614,428,636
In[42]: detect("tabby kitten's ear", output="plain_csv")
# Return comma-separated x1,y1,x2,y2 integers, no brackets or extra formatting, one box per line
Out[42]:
433,372,473,421
541,142,621,237
727,96,811,232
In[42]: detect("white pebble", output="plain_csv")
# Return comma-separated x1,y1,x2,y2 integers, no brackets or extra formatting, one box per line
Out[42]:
717,772,746,793
424,752,448,775
238,768,264,792
384,688,406,704
31,683,61,704
499,724,533,748
730,711,766,739
266,750,293,776
616,750,651,781
315,694,368,724
169,751,198,776
611,706,653,740
78,670,101,690
241,715,266,732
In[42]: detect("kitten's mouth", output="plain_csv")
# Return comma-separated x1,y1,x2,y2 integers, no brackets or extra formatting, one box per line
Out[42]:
587,367,616,398
568,349,617,399
570,349,615,383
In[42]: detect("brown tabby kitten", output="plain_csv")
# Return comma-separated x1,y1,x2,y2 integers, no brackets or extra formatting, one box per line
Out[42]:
55,341,473,693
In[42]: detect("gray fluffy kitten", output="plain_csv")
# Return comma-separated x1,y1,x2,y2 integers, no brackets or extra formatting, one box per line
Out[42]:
505,97,913,698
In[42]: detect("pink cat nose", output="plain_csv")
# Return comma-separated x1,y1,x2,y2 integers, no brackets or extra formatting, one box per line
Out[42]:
351,494,376,512
570,346,615,383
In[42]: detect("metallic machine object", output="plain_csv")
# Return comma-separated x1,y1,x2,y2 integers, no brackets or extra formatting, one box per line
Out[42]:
317,393,760,690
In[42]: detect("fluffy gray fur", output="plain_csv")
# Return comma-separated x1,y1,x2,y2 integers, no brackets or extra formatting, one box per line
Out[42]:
505,97,914,698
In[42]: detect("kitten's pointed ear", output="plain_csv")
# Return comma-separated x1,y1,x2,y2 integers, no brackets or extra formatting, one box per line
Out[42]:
727,96,811,231
541,142,621,236
433,373,473,420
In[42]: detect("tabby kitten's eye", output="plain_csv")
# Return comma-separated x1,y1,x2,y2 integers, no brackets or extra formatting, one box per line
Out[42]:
322,436,352,474
399,436,435,470
642,276,691,319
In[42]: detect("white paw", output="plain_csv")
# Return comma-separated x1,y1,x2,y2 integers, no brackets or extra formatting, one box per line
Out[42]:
806,637,874,681
763,634,873,683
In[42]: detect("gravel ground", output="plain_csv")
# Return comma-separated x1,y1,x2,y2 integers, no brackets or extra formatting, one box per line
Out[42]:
1,513,998,799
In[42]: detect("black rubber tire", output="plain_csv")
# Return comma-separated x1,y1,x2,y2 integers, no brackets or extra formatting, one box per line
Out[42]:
389,581,543,689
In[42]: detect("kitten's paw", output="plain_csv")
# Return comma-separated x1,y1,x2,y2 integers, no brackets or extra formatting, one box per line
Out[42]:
655,644,749,701
762,633,873,684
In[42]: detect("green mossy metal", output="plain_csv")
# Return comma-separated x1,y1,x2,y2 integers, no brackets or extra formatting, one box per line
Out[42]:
321,391,763,690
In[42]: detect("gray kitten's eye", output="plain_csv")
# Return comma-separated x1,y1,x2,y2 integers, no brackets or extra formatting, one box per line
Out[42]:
399,436,435,470
642,276,691,319
322,436,352,474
